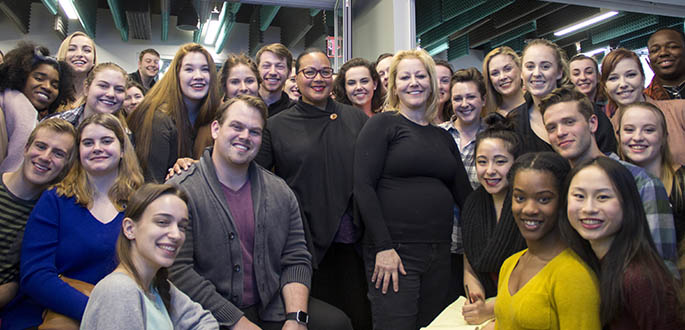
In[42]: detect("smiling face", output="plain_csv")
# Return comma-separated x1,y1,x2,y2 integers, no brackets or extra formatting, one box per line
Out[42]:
648,29,685,82
23,64,60,111
394,58,431,112
84,69,127,116
22,127,74,186
512,169,560,242
619,106,664,168
178,51,211,103
543,101,597,164
488,54,522,97
376,56,393,92
296,52,333,108
344,66,377,109
224,64,259,99
258,51,288,93
567,165,623,257
522,44,562,98
476,138,514,196
451,81,484,126
123,86,144,115
436,65,452,105
65,35,95,75
211,100,264,171
138,53,160,79
284,68,300,100
126,194,188,275
604,58,645,106
570,59,598,98
79,123,122,176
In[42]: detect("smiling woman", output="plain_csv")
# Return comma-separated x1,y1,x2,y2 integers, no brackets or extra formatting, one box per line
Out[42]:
56,32,97,111
128,43,220,183
332,57,383,117
0,41,74,172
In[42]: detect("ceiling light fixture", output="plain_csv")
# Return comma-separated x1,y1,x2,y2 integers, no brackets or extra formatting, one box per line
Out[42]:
58,0,79,20
554,11,619,37
582,46,610,57
204,5,223,45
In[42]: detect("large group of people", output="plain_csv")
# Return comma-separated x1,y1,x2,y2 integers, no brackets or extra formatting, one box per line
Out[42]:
0,25,683,330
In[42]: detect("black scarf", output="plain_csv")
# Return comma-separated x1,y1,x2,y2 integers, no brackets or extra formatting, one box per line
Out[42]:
461,186,527,297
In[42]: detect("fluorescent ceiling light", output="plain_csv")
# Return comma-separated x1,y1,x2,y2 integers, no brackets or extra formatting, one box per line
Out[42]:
554,11,619,37
582,46,609,57
59,0,79,20
204,20,221,45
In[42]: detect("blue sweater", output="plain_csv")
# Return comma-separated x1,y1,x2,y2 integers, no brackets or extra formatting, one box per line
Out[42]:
0,189,122,329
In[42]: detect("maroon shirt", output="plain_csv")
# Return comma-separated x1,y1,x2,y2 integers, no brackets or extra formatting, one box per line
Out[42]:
221,180,259,307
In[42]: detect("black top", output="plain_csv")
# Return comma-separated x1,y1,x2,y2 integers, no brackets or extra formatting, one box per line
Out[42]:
255,98,367,266
671,166,685,244
128,71,156,91
267,91,295,118
354,112,472,252
135,112,191,183
461,186,526,298
509,93,617,154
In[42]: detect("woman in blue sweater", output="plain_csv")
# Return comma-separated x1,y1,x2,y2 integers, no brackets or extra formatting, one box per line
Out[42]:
0,113,143,329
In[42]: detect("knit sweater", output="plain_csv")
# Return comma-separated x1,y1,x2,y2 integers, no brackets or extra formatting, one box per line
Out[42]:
81,272,218,330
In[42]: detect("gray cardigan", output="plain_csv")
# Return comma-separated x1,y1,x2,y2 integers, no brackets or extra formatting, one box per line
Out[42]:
168,148,312,327
81,272,218,329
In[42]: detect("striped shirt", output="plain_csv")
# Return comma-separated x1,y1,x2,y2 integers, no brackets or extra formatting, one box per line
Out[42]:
0,178,38,284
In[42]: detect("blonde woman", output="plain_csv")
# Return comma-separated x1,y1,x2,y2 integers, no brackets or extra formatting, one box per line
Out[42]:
56,32,97,110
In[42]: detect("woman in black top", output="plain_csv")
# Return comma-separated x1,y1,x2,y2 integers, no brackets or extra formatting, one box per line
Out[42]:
354,49,471,330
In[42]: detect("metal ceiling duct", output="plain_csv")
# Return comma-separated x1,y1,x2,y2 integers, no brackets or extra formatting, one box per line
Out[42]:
177,0,199,31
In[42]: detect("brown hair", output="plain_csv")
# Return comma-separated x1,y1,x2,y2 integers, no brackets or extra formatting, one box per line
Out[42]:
215,94,268,127
522,39,571,88
220,54,260,100
385,49,439,123
127,43,220,175
617,102,683,198
255,43,293,72
83,63,130,128
55,113,143,211
482,46,521,114
138,48,160,62
116,183,188,312
539,86,595,120
25,118,78,182
599,48,645,111
332,57,383,113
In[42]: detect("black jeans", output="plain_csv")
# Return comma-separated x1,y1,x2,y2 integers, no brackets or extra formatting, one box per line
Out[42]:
363,243,451,330
311,242,372,330
240,297,352,330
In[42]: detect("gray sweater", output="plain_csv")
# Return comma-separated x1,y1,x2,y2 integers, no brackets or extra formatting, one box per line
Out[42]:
168,148,312,327
81,272,218,329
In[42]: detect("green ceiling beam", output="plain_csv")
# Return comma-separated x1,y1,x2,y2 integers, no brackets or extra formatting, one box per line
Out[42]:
107,0,128,41
161,0,170,41
442,0,485,21
41,0,58,15
419,0,514,50
73,0,97,38
447,34,469,60
310,9,320,16
259,5,280,32
591,14,657,44
215,3,241,53
490,21,536,46
193,22,205,43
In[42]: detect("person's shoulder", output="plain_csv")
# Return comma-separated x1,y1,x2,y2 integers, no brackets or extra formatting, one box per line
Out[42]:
166,161,202,187
253,163,291,192
552,249,596,279
91,272,141,297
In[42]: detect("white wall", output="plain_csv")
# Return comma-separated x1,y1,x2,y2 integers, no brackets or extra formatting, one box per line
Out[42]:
0,2,293,72
352,0,395,61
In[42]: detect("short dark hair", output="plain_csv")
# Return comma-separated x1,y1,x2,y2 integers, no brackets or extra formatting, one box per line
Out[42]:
539,86,594,120
649,27,685,45
215,94,268,127
451,67,486,99
295,48,329,73
375,53,393,65
475,113,522,159
138,48,160,62
256,43,293,72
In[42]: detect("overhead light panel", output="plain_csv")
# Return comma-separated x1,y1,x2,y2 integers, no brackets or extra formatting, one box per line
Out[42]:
204,5,223,45
554,11,619,37
59,0,79,20
582,46,610,57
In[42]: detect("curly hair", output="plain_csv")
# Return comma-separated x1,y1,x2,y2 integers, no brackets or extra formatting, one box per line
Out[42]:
0,41,74,115
332,57,383,113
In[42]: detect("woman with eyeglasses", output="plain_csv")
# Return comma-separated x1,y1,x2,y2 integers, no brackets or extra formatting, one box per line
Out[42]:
256,48,370,330
354,49,471,330
0,42,73,172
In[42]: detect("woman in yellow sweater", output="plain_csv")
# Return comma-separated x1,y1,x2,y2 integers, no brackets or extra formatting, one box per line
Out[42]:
485,152,601,330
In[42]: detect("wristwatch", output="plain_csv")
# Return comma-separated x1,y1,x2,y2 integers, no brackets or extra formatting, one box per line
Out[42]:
285,310,309,325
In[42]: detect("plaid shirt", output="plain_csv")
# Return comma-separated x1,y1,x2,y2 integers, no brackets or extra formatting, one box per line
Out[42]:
610,153,679,276
439,119,484,253
644,77,685,101
48,105,83,127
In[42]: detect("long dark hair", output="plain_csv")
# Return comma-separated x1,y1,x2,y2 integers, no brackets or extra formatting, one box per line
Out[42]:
559,157,679,325
117,183,189,311
475,113,522,159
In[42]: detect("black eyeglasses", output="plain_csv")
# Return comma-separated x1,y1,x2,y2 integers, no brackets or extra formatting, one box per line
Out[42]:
298,67,334,79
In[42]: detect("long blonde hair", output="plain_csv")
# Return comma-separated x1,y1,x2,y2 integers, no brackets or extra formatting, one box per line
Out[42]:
482,46,521,115
83,63,130,128
57,31,97,66
384,49,439,123
55,113,143,211
127,43,220,174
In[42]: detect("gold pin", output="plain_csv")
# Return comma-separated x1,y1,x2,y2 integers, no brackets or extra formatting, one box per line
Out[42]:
330,113,338,120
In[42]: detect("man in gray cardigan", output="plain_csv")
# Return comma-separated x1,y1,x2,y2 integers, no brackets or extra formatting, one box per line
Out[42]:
168,95,351,330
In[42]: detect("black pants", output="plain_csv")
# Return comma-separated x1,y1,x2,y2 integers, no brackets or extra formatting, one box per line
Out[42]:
447,253,466,305
363,243,451,330
311,242,372,330
241,297,352,330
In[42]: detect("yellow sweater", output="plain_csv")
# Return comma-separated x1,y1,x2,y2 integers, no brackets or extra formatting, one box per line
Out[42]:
494,248,601,330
